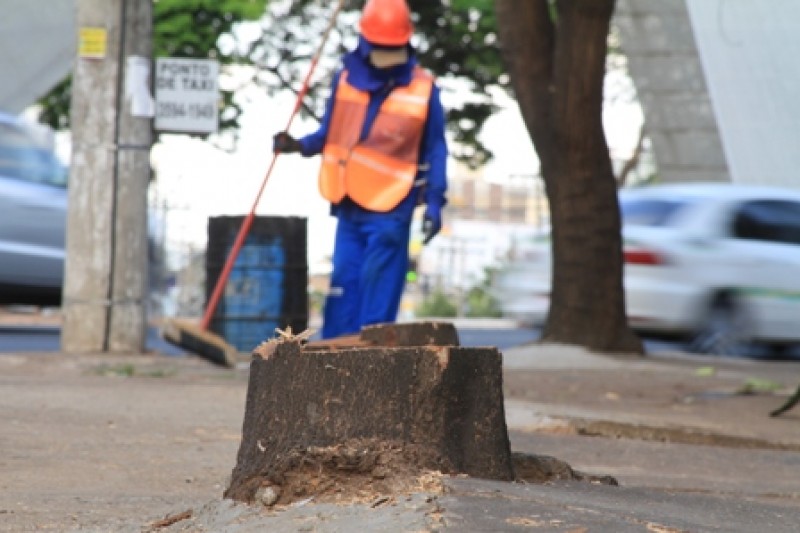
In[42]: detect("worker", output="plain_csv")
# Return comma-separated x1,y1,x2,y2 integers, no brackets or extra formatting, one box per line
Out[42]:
273,0,448,339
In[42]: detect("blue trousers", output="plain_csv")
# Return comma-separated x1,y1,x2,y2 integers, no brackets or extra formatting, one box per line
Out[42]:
321,211,410,339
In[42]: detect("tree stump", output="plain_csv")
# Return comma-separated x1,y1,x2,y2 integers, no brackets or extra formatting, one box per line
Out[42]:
224,334,514,503
303,320,460,350
359,321,460,347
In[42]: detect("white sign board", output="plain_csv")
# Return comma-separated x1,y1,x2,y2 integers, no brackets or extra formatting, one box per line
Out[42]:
155,57,219,134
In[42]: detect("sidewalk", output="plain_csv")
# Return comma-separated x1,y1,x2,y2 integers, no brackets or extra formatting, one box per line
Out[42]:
1,339,799,531
499,343,800,529
503,342,800,449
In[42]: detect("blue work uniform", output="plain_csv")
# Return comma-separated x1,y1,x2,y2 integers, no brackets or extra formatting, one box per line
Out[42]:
297,37,448,339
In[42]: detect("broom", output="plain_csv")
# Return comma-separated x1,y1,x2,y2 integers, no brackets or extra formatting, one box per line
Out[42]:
161,0,346,367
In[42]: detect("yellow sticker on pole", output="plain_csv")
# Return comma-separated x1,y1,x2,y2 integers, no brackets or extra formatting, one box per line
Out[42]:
79,27,107,59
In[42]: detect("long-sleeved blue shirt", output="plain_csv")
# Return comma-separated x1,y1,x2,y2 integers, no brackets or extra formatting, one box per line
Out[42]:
297,39,448,222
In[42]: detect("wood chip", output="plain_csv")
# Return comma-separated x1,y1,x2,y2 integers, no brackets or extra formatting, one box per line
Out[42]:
148,509,192,530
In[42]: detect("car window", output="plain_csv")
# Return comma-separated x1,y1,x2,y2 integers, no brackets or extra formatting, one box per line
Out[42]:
732,200,800,245
0,122,67,188
620,198,689,227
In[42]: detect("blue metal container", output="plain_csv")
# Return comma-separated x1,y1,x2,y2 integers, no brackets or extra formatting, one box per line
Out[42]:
206,216,308,352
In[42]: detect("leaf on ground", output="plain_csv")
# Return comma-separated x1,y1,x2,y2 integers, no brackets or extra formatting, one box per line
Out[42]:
737,377,783,395
694,366,715,377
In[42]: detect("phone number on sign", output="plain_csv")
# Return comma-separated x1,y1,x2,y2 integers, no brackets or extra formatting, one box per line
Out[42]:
157,102,215,119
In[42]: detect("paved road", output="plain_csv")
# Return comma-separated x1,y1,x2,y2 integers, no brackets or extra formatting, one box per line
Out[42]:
2,323,798,362
0,325,539,354
0,325,61,352
0,324,721,357
0,325,185,355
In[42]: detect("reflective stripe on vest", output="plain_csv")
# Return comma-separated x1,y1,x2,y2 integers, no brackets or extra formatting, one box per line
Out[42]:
318,67,433,212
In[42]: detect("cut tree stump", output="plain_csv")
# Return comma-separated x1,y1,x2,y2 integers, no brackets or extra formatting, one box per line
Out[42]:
303,320,460,350
359,321,460,347
224,332,513,503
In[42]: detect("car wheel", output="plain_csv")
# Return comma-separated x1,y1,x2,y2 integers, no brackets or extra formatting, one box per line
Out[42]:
688,296,753,357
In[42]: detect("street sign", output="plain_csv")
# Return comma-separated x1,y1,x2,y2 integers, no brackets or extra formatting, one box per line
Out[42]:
155,57,219,134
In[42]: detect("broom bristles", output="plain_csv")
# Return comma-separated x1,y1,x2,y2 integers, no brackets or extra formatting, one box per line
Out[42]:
162,319,239,368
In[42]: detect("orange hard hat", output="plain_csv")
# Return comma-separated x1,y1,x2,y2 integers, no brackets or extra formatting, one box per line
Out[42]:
359,0,414,46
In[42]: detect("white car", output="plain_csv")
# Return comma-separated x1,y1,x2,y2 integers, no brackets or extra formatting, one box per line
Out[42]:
494,182,800,356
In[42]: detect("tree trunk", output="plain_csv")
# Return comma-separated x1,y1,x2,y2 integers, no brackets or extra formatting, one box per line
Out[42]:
495,0,643,354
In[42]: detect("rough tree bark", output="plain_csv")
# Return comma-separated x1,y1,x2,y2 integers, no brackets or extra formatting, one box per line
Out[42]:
495,0,643,354
225,335,515,503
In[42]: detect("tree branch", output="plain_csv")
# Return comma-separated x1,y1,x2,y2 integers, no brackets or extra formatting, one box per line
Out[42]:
616,124,646,188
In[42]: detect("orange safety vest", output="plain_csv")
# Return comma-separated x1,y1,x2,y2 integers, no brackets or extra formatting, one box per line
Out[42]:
319,67,434,212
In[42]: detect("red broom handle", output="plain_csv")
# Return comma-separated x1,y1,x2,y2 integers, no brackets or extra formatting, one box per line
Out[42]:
201,0,345,330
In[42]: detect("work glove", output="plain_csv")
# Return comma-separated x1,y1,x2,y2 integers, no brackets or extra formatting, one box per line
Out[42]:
272,132,302,154
422,203,442,245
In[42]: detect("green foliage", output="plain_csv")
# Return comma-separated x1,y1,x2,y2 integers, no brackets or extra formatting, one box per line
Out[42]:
91,362,177,378
410,0,503,88
153,0,267,60
737,378,783,395
465,267,502,318
308,289,326,314
252,0,505,168
37,76,72,131
465,285,502,318
37,0,504,165
416,290,458,318
416,267,502,318
93,363,136,377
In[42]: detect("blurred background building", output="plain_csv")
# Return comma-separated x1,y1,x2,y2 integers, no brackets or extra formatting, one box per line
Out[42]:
0,1,75,116
615,0,800,188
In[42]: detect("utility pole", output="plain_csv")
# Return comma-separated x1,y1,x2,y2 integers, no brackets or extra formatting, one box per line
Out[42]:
62,0,153,353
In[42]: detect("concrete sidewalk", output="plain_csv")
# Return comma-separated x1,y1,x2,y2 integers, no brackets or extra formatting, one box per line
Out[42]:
173,341,800,532
503,342,800,449
2,340,799,531
493,343,800,532
248,343,800,532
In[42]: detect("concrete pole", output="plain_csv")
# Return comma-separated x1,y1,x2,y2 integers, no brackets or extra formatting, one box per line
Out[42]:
62,0,152,353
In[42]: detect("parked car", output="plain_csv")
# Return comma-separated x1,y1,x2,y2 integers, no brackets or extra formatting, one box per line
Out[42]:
493,182,800,356
0,112,67,305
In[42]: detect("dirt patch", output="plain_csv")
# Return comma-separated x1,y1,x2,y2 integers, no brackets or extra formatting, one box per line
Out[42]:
240,439,619,508
233,439,446,508
511,452,618,486
571,419,800,451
